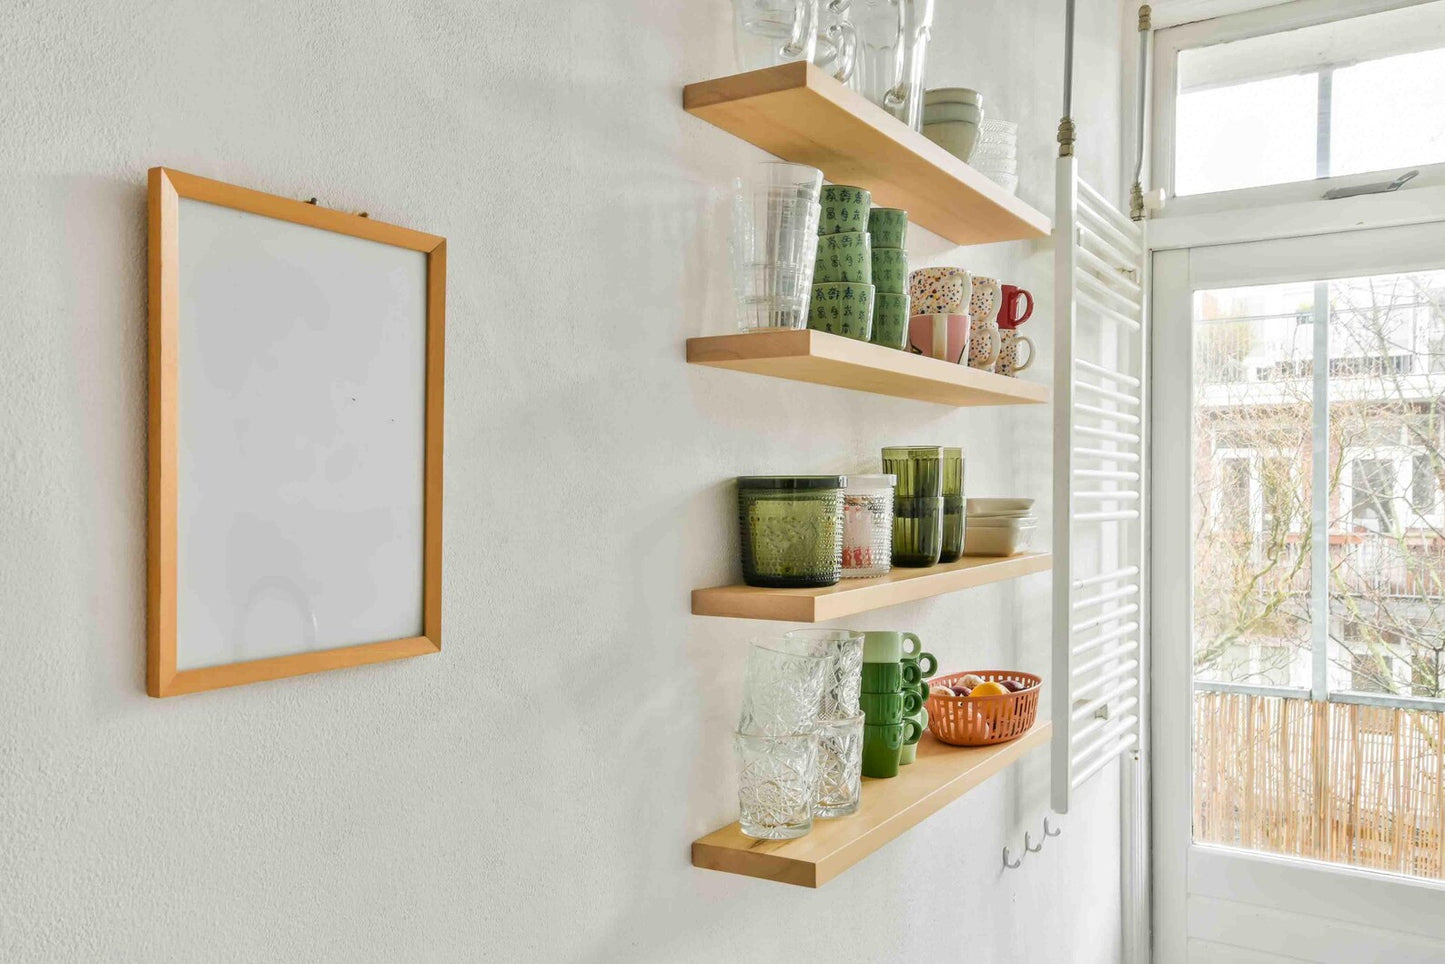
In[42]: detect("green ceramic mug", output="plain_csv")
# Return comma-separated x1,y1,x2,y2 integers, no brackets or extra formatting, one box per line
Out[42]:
861,661,903,693
862,718,924,778
821,184,872,235
863,631,922,662
814,232,873,284
871,292,910,351
867,207,909,249
900,705,929,765
871,248,909,295
902,651,939,680
859,689,925,724
808,282,875,341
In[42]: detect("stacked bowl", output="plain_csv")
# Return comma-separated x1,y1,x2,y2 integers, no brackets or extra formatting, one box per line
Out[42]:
964,497,1037,556
809,185,875,341
921,87,983,163
865,208,910,350
971,119,1020,195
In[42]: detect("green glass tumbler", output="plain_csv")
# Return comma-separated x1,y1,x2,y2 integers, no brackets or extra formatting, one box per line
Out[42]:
892,497,944,567
881,445,943,498
738,476,845,588
940,448,966,563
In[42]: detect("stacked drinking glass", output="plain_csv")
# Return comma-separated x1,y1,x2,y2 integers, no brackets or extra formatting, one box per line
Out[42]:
733,630,866,839
971,119,1019,195
730,162,824,332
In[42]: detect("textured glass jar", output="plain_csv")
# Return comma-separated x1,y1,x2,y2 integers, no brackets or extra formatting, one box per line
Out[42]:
737,476,845,588
841,474,895,578
892,496,944,567
880,445,943,498
940,447,965,563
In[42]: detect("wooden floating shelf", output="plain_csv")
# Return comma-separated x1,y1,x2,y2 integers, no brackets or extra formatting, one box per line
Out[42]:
692,552,1051,622
683,62,1052,246
688,329,1050,407
693,722,1051,887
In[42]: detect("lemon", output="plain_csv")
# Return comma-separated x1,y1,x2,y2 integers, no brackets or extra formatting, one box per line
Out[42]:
970,681,1008,697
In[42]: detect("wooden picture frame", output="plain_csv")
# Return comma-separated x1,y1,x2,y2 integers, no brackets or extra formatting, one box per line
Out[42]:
147,167,445,697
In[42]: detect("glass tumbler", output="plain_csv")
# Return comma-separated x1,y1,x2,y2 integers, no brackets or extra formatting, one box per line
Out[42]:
784,628,865,720
881,445,943,498
733,0,820,73
737,476,844,587
734,730,821,839
738,637,832,736
842,473,896,577
814,0,858,82
893,496,944,567
940,447,965,563
731,163,824,331
813,713,865,818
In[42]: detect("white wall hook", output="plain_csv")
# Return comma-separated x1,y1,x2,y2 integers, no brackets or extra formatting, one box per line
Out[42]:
1024,831,1043,854
1044,817,1062,838
1002,846,1022,870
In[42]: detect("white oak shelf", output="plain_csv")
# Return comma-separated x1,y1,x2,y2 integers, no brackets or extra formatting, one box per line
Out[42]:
683,62,1051,246
687,329,1050,406
692,722,1052,887
692,552,1052,622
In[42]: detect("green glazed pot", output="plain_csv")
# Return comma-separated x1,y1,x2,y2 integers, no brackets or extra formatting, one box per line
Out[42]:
821,184,872,235
813,231,873,284
860,660,904,693
871,292,911,350
808,282,875,341
870,248,908,295
867,207,909,249
893,496,944,567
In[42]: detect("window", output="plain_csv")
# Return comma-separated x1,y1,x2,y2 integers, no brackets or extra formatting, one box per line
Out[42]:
1412,453,1436,512
1167,1,1445,197
1352,457,1397,531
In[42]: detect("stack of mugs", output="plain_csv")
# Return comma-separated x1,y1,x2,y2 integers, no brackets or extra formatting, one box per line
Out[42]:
733,631,865,840
898,645,937,766
861,632,926,778
730,161,823,332
865,207,910,350
921,87,983,162
996,283,1036,377
906,268,1006,373
809,185,875,341
972,119,1020,195
882,445,944,568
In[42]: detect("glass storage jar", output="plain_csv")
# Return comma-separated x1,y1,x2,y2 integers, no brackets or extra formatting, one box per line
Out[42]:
737,476,846,588
841,474,895,578
940,447,965,563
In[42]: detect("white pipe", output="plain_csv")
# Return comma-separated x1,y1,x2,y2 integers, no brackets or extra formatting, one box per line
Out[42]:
1077,289,1144,331
1074,446,1140,463
1075,270,1142,316
1072,566,1139,589
1073,715,1140,764
1071,621,1140,657
1074,659,1140,697
1073,641,1141,678
1075,490,1141,501
1072,584,1140,610
1078,203,1143,262
1072,697,1139,743
1075,358,1141,387
1071,603,1139,634
1076,380,1141,407
1077,246,1143,298
1073,509,1140,522
1071,677,1138,723
1078,178,1142,241
1071,734,1139,790
1073,402,1141,425
1075,468,1140,481
1076,425,1140,444
1079,225,1139,274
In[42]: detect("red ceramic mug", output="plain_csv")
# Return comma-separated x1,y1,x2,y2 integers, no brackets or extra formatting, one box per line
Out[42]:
998,284,1034,329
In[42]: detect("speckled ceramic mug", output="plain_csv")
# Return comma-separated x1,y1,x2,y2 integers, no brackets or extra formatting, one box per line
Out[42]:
908,266,971,315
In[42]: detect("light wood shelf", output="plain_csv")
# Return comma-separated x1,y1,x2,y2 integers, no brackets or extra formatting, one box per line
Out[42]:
687,329,1050,406
693,722,1051,887
692,552,1052,622
683,62,1051,246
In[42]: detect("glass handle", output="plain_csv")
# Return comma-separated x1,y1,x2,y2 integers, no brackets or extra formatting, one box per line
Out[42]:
830,20,858,82
781,0,820,58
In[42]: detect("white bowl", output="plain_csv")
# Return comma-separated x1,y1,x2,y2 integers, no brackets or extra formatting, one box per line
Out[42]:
967,498,1034,514
964,521,1037,556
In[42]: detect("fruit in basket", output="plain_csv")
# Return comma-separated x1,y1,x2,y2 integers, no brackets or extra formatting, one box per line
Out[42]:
970,681,1008,697
1001,679,1026,693
951,685,971,697
931,685,955,699
960,674,986,689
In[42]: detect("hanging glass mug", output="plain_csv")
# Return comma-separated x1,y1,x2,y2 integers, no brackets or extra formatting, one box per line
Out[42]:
851,0,934,130
813,0,859,83
734,0,821,73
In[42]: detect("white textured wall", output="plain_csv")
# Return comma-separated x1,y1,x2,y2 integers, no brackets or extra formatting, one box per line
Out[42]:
0,1,1126,960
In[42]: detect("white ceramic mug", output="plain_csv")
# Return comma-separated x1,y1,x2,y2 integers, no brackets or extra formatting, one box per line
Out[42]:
967,276,1002,371
997,329,1034,377
908,266,971,315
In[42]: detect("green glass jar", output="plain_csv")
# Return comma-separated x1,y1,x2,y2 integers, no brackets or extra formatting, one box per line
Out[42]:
892,497,944,567
881,446,943,498
940,447,966,563
737,476,846,588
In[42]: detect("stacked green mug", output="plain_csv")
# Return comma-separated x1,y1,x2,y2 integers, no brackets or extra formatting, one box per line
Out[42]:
940,447,966,563
860,632,925,778
883,446,945,567
899,648,938,765
809,185,875,341
866,208,910,350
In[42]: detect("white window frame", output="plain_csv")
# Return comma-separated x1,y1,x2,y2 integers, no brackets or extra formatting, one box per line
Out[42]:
1150,0,1445,219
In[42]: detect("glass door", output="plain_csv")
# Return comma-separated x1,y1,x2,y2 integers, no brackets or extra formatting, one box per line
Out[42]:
1152,222,1445,962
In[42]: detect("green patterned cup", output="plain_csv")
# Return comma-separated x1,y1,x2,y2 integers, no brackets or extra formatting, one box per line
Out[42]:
814,232,873,284
867,207,909,248
871,292,911,350
821,184,872,235
809,283,875,341
871,248,909,294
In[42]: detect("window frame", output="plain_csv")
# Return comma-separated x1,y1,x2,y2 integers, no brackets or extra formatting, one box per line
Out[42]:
1150,0,1445,217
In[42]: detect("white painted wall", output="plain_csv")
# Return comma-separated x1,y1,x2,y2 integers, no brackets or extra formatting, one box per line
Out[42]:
0,1,1127,960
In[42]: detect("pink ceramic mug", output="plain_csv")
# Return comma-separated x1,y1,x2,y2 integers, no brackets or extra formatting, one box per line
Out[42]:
908,313,973,364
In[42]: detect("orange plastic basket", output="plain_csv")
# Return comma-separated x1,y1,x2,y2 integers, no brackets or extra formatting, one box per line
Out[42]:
925,670,1042,746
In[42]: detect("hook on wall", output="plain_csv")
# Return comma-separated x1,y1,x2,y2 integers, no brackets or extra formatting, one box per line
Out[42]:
1044,817,1062,838
1002,846,1022,870
1024,831,1043,854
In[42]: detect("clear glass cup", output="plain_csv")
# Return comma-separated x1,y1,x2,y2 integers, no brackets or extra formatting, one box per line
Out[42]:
739,637,832,735
891,0,935,130
842,474,896,577
734,0,820,73
784,628,866,720
734,730,821,839
851,0,933,129
813,713,865,818
731,164,825,332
